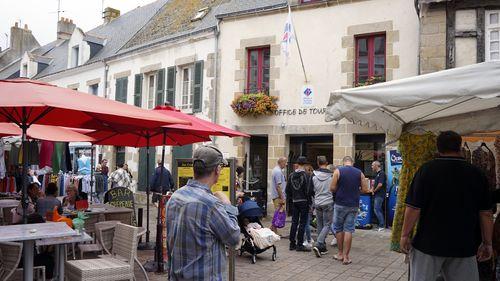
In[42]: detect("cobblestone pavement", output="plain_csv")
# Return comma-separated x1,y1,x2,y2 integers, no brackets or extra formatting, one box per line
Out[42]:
135,208,408,281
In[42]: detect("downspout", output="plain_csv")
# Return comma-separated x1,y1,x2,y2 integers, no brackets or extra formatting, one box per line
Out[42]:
211,19,221,144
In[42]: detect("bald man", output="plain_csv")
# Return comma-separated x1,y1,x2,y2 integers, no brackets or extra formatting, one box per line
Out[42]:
270,157,287,234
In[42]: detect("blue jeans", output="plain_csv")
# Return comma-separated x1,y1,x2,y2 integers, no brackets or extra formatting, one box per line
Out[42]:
373,195,385,228
305,213,312,242
333,204,358,233
315,204,333,248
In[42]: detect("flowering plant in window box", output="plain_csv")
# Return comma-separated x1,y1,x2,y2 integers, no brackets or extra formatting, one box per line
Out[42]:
231,93,278,117
355,76,385,87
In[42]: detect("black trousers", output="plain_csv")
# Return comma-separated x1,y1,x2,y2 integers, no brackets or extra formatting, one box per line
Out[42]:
289,201,309,246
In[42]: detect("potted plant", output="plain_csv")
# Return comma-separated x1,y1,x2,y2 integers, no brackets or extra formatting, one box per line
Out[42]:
231,93,278,117
355,76,385,87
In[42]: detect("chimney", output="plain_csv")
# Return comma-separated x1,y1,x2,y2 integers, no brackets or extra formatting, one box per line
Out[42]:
57,17,76,40
103,7,120,24
10,22,39,55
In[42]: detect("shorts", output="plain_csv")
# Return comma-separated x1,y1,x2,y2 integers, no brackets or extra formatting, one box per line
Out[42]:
333,204,358,233
410,248,478,281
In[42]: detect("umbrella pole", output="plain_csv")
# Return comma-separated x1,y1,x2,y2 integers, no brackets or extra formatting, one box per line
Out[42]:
155,129,167,272
146,135,151,243
90,145,94,203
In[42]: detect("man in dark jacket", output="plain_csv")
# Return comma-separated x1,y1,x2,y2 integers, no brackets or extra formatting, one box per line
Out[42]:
150,160,174,194
286,156,313,252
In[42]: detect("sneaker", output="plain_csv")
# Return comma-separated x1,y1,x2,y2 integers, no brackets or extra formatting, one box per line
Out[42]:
320,249,329,255
312,246,321,258
289,244,297,251
296,245,312,252
377,227,385,232
303,241,310,247
330,237,338,246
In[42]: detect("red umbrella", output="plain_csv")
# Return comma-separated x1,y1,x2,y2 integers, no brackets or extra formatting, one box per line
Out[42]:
0,123,95,142
155,105,250,138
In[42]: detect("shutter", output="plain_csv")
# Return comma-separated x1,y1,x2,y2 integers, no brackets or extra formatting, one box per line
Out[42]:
134,74,143,107
166,66,176,106
122,77,128,104
115,79,122,102
155,68,165,107
192,60,204,113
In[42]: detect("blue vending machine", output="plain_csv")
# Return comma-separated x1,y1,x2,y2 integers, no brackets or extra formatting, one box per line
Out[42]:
386,150,402,227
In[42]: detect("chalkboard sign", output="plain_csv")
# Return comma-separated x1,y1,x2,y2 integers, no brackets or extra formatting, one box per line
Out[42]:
105,187,137,225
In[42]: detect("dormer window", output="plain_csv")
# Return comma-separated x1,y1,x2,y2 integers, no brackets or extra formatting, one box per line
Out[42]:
192,7,209,22
72,45,79,67
21,64,28,77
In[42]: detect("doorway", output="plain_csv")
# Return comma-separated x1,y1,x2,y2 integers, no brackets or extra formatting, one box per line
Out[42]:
249,136,268,215
288,135,334,171
138,147,156,192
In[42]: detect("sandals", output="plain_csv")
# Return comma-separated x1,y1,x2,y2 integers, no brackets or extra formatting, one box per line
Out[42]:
333,254,343,261
342,259,352,265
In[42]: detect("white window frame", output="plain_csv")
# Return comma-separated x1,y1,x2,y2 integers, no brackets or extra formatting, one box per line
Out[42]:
21,63,28,77
180,66,193,110
72,45,79,67
485,10,500,61
147,74,156,109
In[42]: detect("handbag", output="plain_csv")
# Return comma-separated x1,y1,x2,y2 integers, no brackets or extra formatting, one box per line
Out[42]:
272,206,286,229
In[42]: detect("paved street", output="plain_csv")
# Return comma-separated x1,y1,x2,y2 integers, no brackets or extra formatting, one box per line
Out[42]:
136,208,408,281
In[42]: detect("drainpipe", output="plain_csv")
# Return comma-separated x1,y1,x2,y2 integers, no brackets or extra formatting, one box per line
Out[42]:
211,19,221,144
103,61,109,99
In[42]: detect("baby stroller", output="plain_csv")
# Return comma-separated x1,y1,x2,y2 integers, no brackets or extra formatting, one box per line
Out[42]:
238,199,277,264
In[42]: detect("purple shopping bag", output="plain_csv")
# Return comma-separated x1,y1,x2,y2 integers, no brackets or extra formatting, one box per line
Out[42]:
272,207,286,228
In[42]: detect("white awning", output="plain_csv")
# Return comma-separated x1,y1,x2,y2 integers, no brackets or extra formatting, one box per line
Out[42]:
325,62,500,137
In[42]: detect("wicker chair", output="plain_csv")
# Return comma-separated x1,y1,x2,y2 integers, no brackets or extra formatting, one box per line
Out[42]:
2,206,15,225
65,223,138,281
78,221,117,259
0,242,45,281
104,212,132,225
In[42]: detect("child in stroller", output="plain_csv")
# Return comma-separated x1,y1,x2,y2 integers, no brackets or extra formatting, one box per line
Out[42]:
237,199,278,264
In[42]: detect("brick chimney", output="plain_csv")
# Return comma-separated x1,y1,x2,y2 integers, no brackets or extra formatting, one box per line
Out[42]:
103,7,120,24
57,17,76,40
9,22,39,55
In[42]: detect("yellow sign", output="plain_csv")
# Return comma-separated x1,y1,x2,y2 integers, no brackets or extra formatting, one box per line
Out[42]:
176,161,231,198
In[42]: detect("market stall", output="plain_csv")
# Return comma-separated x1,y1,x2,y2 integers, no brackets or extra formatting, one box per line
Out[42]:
325,61,500,252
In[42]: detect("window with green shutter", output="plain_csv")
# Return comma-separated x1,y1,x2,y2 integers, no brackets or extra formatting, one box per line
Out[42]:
192,61,204,113
134,74,143,107
115,77,128,103
155,68,165,107
166,66,176,106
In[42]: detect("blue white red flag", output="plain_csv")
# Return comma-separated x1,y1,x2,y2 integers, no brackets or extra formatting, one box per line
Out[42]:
281,6,295,65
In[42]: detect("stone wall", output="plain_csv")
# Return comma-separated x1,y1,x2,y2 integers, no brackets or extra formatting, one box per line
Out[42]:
419,7,447,74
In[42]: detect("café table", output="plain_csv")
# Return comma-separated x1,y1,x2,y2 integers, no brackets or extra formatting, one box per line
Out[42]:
0,199,19,208
37,231,93,281
0,222,76,280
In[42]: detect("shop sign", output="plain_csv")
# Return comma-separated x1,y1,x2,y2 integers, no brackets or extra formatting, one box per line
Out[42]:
389,150,403,165
105,186,137,225
176,160,232,199
275,107,326,116
301,85,314,107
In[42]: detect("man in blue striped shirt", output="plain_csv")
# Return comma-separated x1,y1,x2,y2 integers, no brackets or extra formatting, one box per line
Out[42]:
166,146,240,280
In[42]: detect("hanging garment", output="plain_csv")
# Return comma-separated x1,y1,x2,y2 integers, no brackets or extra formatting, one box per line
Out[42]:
51,142,64,173
64,143,72,172
94,172,105,194
39,141,54,169
472,145,497,192
0,142,6,179
8,144,20,166
495,137,500,189
28,141,40,165
462,142,472,164
77,156,91,175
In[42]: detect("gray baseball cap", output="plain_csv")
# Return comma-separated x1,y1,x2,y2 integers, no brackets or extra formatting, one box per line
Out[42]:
193,145,228,168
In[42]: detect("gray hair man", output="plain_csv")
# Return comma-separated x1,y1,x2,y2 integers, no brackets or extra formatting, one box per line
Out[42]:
166,145,240,280
371,160,387,231
270,157,287,234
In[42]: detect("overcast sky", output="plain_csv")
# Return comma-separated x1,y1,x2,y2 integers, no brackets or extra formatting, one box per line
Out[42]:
0,0,157,49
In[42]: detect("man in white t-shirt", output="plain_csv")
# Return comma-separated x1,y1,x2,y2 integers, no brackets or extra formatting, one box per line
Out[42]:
270,157,287,234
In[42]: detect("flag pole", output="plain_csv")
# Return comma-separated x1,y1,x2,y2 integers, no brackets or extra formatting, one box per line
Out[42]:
288,3,308,83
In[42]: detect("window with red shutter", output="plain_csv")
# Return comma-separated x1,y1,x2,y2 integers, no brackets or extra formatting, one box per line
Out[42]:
355,34,386,85
246,47,270,94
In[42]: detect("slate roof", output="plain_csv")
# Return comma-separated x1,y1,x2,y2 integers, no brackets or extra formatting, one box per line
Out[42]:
32,0,169,78
216,0,287,18
120,0,229,54
0,58,21,79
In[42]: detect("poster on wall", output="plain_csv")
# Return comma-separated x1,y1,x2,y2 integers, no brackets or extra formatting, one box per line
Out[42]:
301,85,314,107
386,150,402,227
175,159,233,199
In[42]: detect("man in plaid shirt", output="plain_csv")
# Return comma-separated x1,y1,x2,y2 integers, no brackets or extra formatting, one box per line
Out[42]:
109,163,131,189
166,146,240,280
